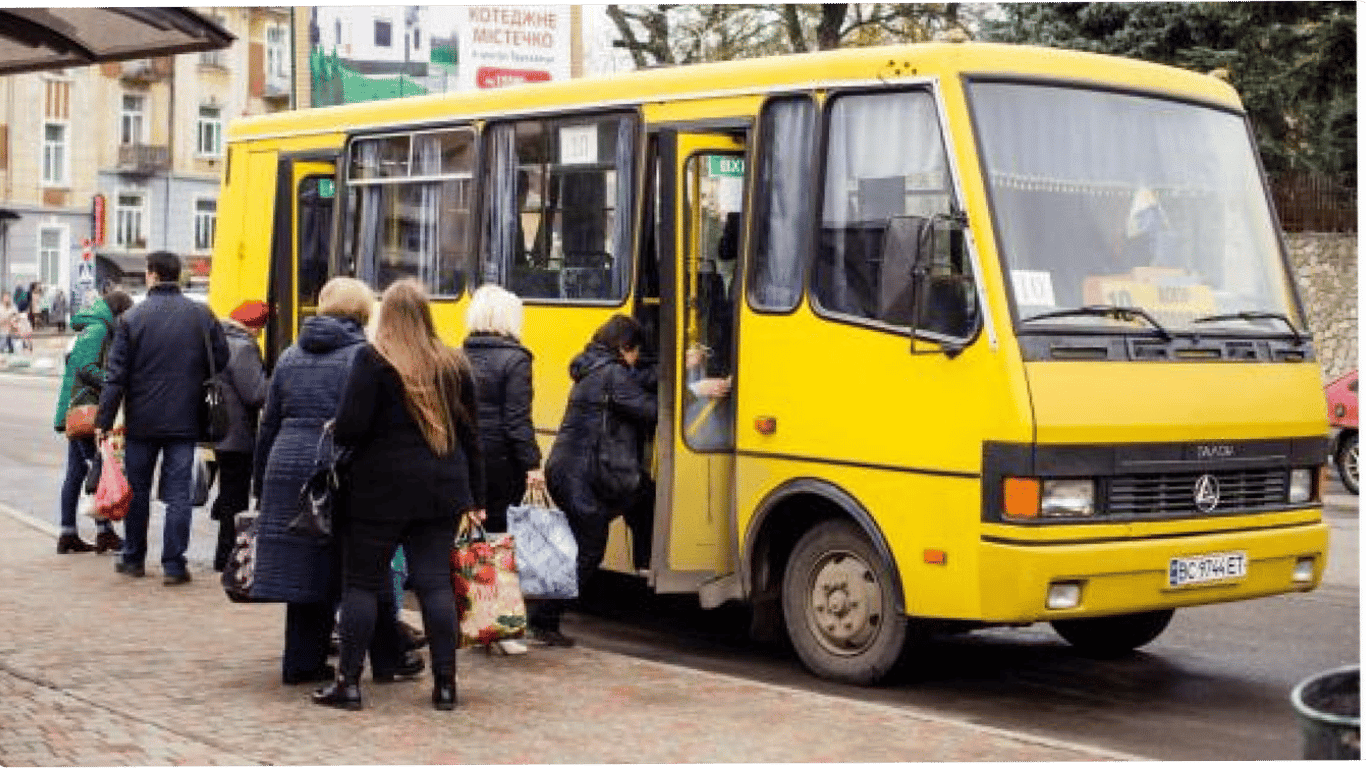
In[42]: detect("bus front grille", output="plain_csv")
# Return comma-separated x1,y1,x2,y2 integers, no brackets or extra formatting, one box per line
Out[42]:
1106,469,1290,515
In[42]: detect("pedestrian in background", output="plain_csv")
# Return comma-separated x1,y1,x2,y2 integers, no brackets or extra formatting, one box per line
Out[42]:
28,282,42,331
315,278,482,712
52,290,134,554
0,292,16,353
462,284,543,656
252,277,419,686
51,288,67,333
530,314,658,648
210,300,269,572
95,251,229,585
36,284,51,330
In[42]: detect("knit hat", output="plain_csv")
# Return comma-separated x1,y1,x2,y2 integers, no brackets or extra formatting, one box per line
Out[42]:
229,300,269,329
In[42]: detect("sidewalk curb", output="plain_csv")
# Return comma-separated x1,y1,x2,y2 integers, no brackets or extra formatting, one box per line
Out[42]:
0,499,1145,763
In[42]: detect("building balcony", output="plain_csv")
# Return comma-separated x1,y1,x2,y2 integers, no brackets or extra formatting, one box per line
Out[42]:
117,144,170,175
120,58,167,84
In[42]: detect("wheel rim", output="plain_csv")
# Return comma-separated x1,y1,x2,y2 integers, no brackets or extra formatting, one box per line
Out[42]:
1346,441,1359,487
801,548,886,657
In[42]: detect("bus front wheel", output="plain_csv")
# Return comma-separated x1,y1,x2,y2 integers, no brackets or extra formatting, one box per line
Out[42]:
1051,609,1174,658
782,519,907,685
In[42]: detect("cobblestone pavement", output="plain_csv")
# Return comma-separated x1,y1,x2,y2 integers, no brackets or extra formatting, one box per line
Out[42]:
0,504,1140,765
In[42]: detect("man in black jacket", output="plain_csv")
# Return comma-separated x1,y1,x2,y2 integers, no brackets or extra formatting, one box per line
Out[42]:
95,251,229,585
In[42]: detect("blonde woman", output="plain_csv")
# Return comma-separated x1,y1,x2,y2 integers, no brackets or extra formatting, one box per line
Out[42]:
252,277,419,687
462,284,544,656
316,278,483,712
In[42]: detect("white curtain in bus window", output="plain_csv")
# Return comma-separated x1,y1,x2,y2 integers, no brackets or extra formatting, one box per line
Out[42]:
345,128,475,296
484,114,637,301
814,91,951,326
971,83,1290,330
750,96,816,312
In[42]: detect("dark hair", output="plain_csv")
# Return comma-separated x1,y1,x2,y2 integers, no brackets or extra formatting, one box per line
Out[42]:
591,314,645,355
104,289,134,317
145,251,181,283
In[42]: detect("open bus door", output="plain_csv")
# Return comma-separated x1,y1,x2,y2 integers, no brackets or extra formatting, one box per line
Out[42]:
265,154,337,370
648,128,747,594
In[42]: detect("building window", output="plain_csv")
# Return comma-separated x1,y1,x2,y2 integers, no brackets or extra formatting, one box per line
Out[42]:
197,106,223,157
413,29,420,49
194,198,217,252
120,94,145,146
266,25,288,80
41,122,68,186
375,19,392,47
200,15,227,67
115,191,147,250
334,19,342,46
38,226,65,284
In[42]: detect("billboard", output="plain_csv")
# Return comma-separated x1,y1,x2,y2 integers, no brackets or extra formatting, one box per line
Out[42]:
457,6,572,91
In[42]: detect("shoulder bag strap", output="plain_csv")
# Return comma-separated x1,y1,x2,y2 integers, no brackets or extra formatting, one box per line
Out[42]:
201,308,219,379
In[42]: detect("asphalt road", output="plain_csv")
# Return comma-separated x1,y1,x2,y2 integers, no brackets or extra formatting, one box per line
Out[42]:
1,371,1358,761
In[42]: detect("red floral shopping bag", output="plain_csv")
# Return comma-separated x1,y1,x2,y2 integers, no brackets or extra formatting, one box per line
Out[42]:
450,513,526,647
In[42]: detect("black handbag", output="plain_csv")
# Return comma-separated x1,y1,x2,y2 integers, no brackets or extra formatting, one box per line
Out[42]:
199,317,229,444
590,377,641,504
288,421,347,539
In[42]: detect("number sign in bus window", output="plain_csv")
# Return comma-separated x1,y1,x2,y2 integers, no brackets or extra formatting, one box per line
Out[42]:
750,96,815,312
814,90,973,337
483,114,637,302
344,128,477,297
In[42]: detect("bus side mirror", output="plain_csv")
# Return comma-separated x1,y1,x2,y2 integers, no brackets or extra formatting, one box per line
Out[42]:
882,215,973,358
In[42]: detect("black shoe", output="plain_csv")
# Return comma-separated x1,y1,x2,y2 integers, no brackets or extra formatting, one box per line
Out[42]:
373,650,425,683
163,572,192,586
432,675,457,711
528,627,576,648
283,664,335,685
312,678,363,711
114,560,145,578
398,620,427,651
94,530,122,554
57,534,95,554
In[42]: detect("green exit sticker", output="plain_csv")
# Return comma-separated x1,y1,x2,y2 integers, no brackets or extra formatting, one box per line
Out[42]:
707,156,745,177
318,178,335,198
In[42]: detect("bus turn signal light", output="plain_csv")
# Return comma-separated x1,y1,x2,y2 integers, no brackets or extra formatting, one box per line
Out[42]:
1004,477,1041,519
754,416,777,435
923,549,947,565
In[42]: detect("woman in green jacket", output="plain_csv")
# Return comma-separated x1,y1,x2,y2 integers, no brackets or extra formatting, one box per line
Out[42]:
52,290,133,553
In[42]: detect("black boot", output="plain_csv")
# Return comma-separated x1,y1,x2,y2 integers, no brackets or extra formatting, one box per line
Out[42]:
373,649,425,683
57,534,95,554
432,673,457,711
312,675,363,711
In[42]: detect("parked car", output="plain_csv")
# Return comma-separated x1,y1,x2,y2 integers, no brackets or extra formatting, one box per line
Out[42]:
1325,370,1358,494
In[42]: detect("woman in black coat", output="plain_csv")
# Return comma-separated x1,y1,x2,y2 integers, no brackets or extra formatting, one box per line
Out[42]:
463,285,543,655
252,277,416,686
314,278,483,712
529,314,658,647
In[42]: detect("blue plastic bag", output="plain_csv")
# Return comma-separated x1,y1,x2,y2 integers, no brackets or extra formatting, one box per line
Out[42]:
506,488,578,600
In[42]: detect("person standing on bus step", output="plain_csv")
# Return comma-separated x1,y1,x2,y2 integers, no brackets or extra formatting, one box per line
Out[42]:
252,277,420,686
210,300,269,572
315,278,483,712
95,251,229,585
529,314,658,648
461,284,544,657
52,289,133,554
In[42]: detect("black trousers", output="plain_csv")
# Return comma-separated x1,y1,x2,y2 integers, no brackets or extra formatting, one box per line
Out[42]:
211,451,253,572
337,515,459,679
529,474,654,632
483,457,526,535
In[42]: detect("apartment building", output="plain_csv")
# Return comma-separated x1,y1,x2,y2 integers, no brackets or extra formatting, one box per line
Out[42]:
0,7,293,300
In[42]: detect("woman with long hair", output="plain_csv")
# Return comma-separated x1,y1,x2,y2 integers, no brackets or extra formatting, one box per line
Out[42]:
315,278,483,712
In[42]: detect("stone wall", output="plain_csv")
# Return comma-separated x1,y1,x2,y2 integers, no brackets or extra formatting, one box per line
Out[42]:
1288,233,1358,382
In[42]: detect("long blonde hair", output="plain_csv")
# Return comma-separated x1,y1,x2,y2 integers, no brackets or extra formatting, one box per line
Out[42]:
372,279,469,456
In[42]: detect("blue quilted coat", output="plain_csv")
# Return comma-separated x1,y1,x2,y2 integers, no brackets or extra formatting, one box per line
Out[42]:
249,315,366,603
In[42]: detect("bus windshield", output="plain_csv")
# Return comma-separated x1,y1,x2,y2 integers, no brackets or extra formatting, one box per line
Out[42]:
970,81,1300,336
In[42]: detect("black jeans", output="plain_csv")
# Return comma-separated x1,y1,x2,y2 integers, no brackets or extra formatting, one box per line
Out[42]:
337,515,459,680
529,475,654,632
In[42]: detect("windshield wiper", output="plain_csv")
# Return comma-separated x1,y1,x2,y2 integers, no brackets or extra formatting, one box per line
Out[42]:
1192,311,1304,344
1021,304,1172,341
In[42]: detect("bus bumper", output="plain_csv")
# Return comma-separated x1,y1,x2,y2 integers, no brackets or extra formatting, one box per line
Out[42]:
976,519,1330,622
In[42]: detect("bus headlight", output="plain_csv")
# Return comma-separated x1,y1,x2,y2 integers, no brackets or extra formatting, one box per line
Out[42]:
1040,479,1095,517
1288,469,1315,504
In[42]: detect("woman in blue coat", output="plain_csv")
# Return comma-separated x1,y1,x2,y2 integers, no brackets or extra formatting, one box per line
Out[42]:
251,277,416,686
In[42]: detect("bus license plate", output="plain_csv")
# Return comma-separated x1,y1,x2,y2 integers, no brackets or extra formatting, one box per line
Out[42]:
1168,552,1247,588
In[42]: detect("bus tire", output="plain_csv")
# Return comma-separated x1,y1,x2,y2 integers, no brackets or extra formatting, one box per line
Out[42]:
1335,431,1358,495
1051,609,1174,658
781,519,907,685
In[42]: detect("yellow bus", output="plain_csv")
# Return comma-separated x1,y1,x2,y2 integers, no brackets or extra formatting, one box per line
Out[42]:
210,41,1330,684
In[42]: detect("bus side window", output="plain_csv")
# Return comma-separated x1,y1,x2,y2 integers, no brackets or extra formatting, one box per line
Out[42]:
749,96,816,312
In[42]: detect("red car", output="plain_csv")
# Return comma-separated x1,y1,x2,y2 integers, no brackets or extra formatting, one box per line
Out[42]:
1325,370,1358,494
